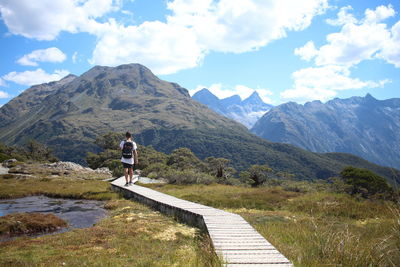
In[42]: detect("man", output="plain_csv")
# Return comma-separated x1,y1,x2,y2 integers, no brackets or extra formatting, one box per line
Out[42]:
119,131,138,186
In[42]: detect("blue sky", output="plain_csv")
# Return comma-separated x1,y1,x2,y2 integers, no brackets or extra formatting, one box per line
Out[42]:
0,0,399,106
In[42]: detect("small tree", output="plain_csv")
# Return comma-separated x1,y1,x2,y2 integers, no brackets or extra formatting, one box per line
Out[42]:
167,147,205,171
136,145,168,170
25,140,58,162
340,166,394,199
94,132,124,150
240,164,272,187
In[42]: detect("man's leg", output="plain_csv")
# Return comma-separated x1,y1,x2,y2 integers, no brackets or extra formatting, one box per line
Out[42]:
129,166,133,183
124,168,129,185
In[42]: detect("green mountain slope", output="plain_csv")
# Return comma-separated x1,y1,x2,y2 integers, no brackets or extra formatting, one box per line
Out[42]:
0,64,398,182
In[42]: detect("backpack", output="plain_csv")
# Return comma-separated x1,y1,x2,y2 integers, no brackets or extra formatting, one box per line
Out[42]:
122,141,134,159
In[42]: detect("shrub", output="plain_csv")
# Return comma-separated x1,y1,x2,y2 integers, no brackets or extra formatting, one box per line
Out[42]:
167,148,206,171
240,164,272,187
141,162,170,178
164,169,215,185
340,166,394,199
25,140,58,162
104,159,124,177
0,152,11,162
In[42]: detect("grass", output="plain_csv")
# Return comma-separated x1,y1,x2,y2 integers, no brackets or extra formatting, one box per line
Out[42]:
0,172,222,266
0,199,222,266
0,213,67,237
143,183,300,210
0,175,118,200
144,182,400,267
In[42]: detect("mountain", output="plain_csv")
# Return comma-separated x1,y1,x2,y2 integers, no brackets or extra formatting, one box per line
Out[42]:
251,94,400,169
192,89,273,128
0,64,398,183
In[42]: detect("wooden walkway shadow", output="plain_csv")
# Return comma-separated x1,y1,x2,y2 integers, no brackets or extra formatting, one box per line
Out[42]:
111,177,293,267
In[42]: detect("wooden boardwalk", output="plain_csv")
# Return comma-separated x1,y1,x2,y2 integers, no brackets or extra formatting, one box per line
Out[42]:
111,177,292,266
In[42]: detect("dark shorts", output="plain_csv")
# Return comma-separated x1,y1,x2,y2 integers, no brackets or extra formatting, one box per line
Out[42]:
122,163,135,169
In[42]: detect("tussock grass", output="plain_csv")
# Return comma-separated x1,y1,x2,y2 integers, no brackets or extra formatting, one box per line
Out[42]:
144,183,300,210
285,191,392,219
147,183,400,266
0,213,67,237
253,215,400,267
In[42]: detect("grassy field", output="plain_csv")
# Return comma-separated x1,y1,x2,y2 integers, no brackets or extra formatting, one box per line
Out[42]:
0,175,117,200
0,174,222,267
144,183,400,267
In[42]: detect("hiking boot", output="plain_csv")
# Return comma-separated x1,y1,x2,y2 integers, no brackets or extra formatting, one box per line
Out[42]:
124,183,129,186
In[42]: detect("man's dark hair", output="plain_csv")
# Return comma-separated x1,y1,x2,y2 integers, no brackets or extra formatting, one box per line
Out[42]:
125,131,132,139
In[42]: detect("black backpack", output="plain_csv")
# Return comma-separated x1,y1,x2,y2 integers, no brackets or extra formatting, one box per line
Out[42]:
122,141,134,159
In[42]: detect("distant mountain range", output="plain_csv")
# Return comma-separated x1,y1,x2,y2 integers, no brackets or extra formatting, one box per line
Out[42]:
192,88,272,128
0,64,398,182
251,94,400,169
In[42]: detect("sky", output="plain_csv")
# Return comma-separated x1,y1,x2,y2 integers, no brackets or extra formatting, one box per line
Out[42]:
0,0,399,106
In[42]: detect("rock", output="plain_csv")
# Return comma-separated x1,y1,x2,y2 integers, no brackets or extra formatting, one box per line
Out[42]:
45,161,87,171
94,167,112,175
43,161,112,175
2,159,17,168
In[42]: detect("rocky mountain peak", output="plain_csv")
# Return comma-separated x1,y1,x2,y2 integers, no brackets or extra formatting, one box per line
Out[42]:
194,88,219,100
364,93,378,103
243,91,263,105
193,89,272,128
220,95,242,106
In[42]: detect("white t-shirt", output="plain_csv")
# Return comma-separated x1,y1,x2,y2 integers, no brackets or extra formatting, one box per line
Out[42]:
119,140,137,165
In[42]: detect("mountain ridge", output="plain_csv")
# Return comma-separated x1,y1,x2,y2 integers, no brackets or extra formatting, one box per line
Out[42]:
251,94,400,169
192,88,273,128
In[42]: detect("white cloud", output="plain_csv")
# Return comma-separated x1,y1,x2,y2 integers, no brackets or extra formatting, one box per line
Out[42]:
326,6,357,26
0,0,117,40
298,5,398,67
294,41,318,61
17,47,67,66
89,19,204,74
0,0,329,75
0,90,11,98
90,0,329,73
379,21,400,67
166,0,329,53
2,68,70,86
364,4,396,24
0,78,5,87
281,65,390,103
286,5,399,102
190,83,274,103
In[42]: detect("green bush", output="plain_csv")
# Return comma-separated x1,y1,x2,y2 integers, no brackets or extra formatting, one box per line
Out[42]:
340,166,394,199
240,164,272,187
141,162,170,178
105,159,124,177
167,148,206,171
25,140,58,162
164,169,215,185
0,152,11,163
